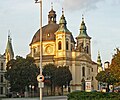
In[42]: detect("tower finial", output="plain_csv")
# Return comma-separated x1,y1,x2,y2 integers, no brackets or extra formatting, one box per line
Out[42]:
51,2,53,10
8,30,11,40
8,30,12,42
82,14,84,22
62,7,64,15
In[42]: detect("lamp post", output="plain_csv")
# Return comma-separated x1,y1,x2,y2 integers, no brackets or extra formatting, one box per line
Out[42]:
35,0,44,100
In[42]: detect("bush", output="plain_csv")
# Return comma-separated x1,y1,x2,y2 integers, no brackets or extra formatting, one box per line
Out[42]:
67,91,120,100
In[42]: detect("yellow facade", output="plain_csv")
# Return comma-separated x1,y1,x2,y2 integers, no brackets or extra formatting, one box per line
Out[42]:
28,8,98,91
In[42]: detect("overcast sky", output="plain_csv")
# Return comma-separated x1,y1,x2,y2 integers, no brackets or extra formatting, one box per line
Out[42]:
0,0,120,65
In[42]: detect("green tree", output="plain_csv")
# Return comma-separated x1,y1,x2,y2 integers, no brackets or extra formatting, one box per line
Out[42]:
42,64,72,95
5,56,39,93
96,69,117,92
42,63,57,95
55,65,72,95
96,70,117,85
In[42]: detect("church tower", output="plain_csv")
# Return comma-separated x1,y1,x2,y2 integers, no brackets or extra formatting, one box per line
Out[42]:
5,34,14,63
55,9,75,65
97,51,103,73
48,3,56,24
76,15,91,57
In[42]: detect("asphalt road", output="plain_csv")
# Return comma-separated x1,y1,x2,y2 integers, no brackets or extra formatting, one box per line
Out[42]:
1,96,67,100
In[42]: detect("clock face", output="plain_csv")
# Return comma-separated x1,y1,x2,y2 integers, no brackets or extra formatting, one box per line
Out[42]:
46,46,53,54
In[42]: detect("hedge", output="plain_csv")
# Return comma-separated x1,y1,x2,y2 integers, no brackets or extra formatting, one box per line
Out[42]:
67,91,120,100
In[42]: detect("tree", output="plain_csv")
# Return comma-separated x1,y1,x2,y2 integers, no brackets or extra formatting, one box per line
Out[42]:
55,65,72,95
42,63,57,95
110,48,120,85
96,70,117,85
96,69,117,92
96,48,120,91
5,56,39,93
42,64,72,95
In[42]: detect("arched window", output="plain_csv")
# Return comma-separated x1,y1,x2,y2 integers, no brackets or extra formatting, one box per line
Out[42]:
1,63,3,70
92,76,94,81
66,41,69,50
86,46,89,53
82,67,85,77
88,68,90,75
71,44,73,51
58,41,62,50
1,75,3,83
33,48,36,53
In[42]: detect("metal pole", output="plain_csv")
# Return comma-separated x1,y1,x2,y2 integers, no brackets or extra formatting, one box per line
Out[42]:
40,1,42,100
35,1,44,100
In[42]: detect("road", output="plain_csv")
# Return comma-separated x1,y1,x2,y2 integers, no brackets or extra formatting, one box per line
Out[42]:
1,96,67,100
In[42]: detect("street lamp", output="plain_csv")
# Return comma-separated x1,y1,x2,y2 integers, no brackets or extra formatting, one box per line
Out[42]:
35,0,44,100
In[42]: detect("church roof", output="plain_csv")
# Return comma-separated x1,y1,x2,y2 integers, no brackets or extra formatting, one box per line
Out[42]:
56,9,75,43
57,10,70,33
30,23,59,45
76,16,91,39
30,8,75,45
5,35,14,58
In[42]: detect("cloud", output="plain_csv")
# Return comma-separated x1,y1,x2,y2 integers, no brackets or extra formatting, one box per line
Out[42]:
62,0,105,12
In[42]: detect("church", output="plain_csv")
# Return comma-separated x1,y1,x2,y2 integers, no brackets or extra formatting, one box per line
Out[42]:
28,6,98,91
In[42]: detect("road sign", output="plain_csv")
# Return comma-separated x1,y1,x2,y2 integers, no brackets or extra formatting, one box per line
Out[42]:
38,82,44,88
37,74,44,82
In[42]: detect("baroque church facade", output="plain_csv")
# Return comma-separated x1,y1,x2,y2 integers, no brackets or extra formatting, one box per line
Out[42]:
28,7,98,91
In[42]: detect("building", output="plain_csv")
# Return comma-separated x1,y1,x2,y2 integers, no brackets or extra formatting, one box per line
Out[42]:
104,61,110,70
28,7,98,91
0,54,6,97
0,34,14,97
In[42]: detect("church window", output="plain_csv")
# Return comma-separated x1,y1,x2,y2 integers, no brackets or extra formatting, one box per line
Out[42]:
0,87,3,94
92,76,94,81
58,41,62,50
1,75,3,83
92,68,93,72
1,63,3,70
33,48,36,53
66,41,69,50
82,67,85,77
71,44,73,51
88,68,90,75
51,17,53,21
86,46,89,53
47,33,50,37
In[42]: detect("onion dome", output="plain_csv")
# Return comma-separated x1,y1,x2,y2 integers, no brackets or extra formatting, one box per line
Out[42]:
56,9,75,43
77,15,91,39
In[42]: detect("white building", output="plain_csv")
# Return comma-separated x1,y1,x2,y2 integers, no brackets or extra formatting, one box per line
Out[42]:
0,54,6,97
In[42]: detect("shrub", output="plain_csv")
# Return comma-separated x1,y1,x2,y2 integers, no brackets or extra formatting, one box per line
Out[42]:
67,91,120,100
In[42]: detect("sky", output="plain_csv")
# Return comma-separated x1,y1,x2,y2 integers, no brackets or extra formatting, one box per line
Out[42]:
0,0,120,65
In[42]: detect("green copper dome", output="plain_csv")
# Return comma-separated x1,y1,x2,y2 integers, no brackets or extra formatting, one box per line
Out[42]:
59,14,67,24
57,10,70,33
77,16,91,39
56,10,75,43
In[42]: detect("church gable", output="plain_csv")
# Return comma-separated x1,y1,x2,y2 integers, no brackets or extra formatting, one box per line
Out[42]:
75,53,92,62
